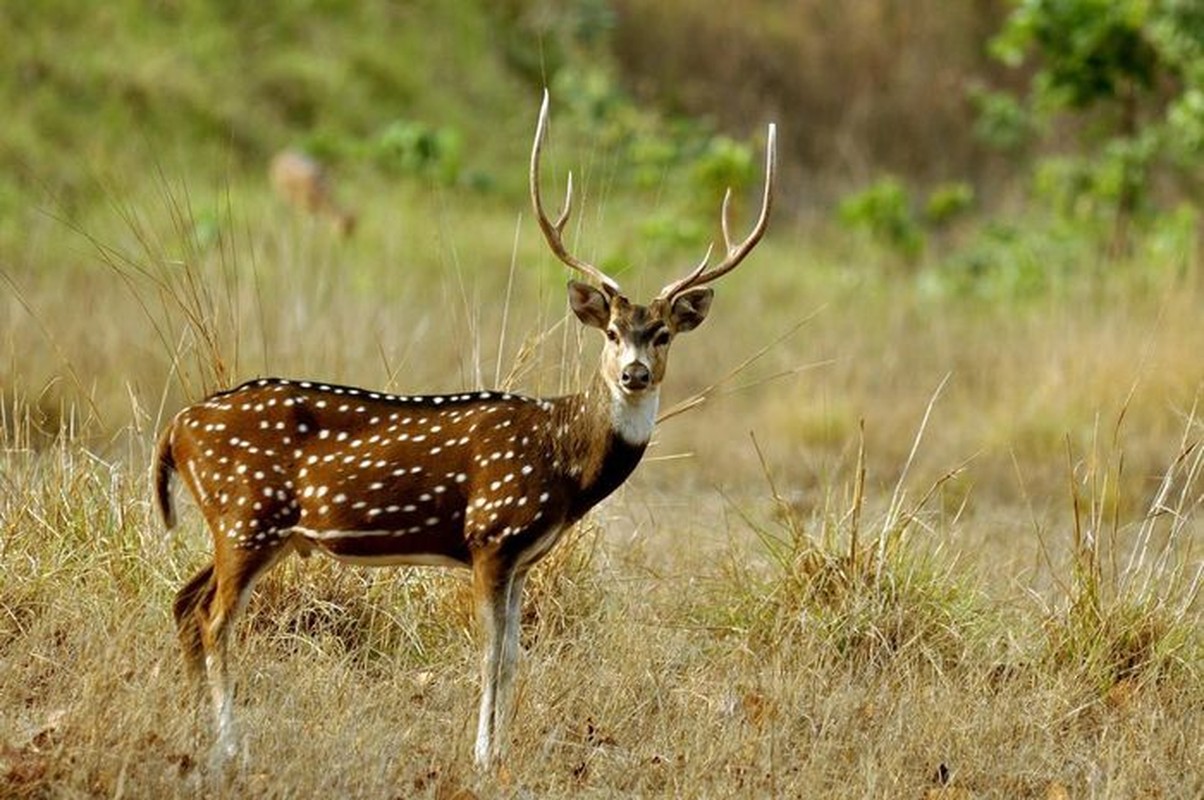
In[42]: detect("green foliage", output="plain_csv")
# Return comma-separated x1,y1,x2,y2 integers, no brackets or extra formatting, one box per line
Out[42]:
838,179,977,264
690,136,754,202
540,64,770,254
636,211,706,251
924,182,976,225
626,133,679,189
633,124,762,252
991,0,1161,109
838,177,925,262
490,0,617,84
372,120,463,186
925,200,1199,300
552,66,635,137
1031,141,1154,218
0,0,529,233
987,0,1204,236
1165,85,1204,158
969,86,1035,150
681,133,757,240
927,220,1087,299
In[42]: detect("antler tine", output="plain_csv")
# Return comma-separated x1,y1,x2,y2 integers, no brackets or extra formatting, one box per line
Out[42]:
669,243,713,298
531,90,621,294
720,187,734,254
554,171,574,234
658,122,777,301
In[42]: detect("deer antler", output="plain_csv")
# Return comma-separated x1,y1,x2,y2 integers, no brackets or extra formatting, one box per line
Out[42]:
531,91,621,295
657,122,777,301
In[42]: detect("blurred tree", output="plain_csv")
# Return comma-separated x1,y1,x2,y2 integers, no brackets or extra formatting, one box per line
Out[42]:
988,0,1204,252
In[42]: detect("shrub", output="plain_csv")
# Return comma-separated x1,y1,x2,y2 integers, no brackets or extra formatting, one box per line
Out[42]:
838,177,925,262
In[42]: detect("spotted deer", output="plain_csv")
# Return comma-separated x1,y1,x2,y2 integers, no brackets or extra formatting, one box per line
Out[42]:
269,149,357,237
155,92,775,769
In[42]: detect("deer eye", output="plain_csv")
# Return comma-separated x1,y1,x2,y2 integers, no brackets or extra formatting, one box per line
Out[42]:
605,328,620,343
652,329,672,347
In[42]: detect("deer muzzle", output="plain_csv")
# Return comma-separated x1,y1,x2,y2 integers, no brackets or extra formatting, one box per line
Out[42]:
620,362,651,392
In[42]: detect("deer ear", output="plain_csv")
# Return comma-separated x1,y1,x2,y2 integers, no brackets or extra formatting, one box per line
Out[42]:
568,281,611,330
669,287,713,332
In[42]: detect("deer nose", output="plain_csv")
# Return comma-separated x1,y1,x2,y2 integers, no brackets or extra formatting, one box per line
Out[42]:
620,363,651,391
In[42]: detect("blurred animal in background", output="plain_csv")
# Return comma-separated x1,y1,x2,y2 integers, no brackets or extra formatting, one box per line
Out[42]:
269,149,357,237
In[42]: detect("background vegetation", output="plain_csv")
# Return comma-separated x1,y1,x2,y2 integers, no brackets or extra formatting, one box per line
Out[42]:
2,1,1202,796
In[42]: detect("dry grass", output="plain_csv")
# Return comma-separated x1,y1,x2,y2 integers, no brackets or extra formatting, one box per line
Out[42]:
1,422,1199,797
2,176,1203,797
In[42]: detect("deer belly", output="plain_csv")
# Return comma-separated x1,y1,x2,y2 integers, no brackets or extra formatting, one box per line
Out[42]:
294,516,471,568
286,470,472,566
293,525,471,568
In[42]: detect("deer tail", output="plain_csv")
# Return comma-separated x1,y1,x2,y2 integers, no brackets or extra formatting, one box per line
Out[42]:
153,421,178,530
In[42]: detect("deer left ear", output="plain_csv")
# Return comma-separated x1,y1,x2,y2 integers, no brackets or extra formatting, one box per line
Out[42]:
669,287,714,332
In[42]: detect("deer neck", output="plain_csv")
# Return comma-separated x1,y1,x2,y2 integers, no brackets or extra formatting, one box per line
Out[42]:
551,373,657,519
591,369,660,444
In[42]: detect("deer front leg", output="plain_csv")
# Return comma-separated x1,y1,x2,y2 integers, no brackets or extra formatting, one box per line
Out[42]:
472,558,527,769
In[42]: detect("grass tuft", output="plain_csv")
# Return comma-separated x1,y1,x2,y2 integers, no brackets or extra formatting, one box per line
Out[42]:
715,425,992,674
1040,406,1204,693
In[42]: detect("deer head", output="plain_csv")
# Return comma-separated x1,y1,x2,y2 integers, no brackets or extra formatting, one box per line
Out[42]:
531,91,776,417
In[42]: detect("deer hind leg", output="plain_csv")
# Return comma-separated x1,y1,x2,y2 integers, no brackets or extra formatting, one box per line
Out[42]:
180,538,291,763
174,562,216,681
472,557,528,769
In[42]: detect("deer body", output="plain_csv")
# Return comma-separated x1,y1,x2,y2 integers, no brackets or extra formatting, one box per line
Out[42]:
157,93,774,770
158,376,652,569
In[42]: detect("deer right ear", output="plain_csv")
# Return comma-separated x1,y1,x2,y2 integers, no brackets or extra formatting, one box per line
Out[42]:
568,281,611,330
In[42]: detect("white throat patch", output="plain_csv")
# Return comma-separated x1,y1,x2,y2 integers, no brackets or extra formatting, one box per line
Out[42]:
607,381,659,445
